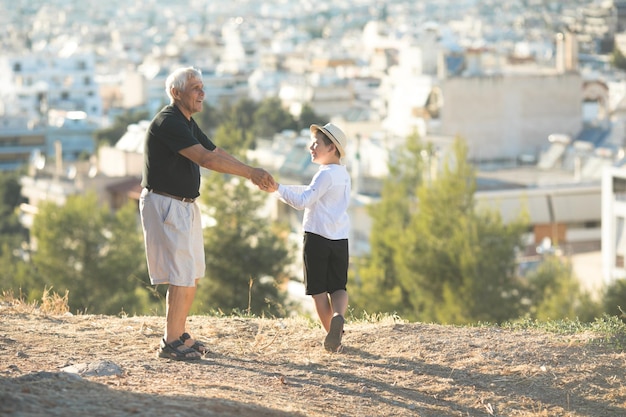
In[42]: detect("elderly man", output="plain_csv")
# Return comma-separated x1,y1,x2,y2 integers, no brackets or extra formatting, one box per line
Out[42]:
140,67,274,361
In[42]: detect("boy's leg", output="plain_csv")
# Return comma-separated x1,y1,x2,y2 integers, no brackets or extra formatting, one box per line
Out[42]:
312,293,333,332
320,290,348,352
330,289,348,318
324,314,345,352
313,290,348,332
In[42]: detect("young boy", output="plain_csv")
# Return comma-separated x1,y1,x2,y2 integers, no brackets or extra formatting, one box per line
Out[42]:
268,123,351,352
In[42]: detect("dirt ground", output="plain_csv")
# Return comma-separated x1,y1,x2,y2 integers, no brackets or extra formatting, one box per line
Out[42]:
1,303,625,417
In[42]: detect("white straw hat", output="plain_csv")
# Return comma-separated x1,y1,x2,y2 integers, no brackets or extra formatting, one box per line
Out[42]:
310,123,347,159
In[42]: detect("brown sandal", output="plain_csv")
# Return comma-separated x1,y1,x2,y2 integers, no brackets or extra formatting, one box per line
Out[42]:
180,332,209,354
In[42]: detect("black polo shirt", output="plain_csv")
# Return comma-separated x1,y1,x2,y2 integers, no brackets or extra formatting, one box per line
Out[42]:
141,104,216,199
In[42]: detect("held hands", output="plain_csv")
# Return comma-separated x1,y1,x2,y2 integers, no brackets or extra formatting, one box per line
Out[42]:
249,168,277,192
265,178,278,192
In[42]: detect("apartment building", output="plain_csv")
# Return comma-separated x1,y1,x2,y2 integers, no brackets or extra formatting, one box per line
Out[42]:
436,71,583,162
0,50,100,169
1,50,102,120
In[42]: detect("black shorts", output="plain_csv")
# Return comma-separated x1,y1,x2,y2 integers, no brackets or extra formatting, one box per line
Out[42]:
303,232,349,296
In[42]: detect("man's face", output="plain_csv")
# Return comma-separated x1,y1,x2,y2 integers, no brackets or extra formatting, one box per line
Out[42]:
174,77,205,118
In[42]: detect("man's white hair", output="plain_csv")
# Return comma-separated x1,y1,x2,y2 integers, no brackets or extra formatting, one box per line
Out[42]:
165,67,202,103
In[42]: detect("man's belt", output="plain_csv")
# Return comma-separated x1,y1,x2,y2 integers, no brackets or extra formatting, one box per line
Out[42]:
149,189,196,203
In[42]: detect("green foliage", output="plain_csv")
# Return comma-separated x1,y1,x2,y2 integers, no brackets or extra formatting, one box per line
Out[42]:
347,308,405,325
500,314,626,351
0,171,36,296
194,172,294,317
350,256,405,319
611,46,626,71
588,314,626,350
354,133,604,325
212,117,255,158
304,25,324,39
397,139,527,323
524,255,601,322
400,139,471,322
353,136,530,325
230,98,260,133
297,104,322,131
0,241,36,297
460,210,528,322
200,98,260,148
350,131,424,318
199,97,303,149
195,102,221,135
602,278,626,322
29,193,156,314
0,171,27,238
252,97,297,139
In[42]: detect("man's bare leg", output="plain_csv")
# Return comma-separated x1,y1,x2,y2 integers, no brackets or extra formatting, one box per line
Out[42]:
165,284,196,344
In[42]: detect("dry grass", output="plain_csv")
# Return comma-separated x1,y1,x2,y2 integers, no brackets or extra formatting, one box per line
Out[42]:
2,286,69,315
1,292,625,416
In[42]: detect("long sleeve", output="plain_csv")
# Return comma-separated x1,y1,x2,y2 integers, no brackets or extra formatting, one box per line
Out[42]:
276,173,330,210
274,165,351,240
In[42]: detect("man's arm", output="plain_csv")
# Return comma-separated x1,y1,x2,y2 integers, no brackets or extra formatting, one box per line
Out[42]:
179,144,274,189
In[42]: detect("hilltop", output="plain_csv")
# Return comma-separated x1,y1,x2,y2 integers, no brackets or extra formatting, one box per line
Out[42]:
1,304,625,417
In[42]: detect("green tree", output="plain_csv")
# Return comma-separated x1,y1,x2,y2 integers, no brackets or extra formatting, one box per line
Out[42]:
526,255,601,322
0,171,27,238
399,139,527,324
30,193,155,314
252,97,297,139
212,113,255,155
0,171,33,296
194,172,294,317
611,46,626,71
462,210,528,322
297,103,322,131
0,241,35,297
350,131,425,317
603,278,626,322
196,102,220,135
197,98,259,143
397,138,475,323
353,136,529,324
231,98,260,133
197,98,262,153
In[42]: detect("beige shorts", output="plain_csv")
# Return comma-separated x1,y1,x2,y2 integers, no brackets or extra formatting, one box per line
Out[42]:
139,188,205,287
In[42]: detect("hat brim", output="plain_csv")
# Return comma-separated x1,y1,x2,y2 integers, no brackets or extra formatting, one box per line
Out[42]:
310,124,345,158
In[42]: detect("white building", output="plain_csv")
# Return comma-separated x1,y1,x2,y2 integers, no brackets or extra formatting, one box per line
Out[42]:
435,71,583,162
0,49,102,121
602,165,626,285
0,49,101,166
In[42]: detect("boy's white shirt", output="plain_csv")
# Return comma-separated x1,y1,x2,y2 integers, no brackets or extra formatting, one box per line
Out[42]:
275,164,351,240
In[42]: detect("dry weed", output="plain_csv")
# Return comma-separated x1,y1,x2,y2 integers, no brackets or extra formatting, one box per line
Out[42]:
39,286,70,315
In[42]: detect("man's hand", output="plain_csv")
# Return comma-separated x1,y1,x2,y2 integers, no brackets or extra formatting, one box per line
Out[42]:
249,168,275,190
265,179,278,192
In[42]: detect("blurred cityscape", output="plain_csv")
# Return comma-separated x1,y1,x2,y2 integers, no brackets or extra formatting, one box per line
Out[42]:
3,0,626,295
